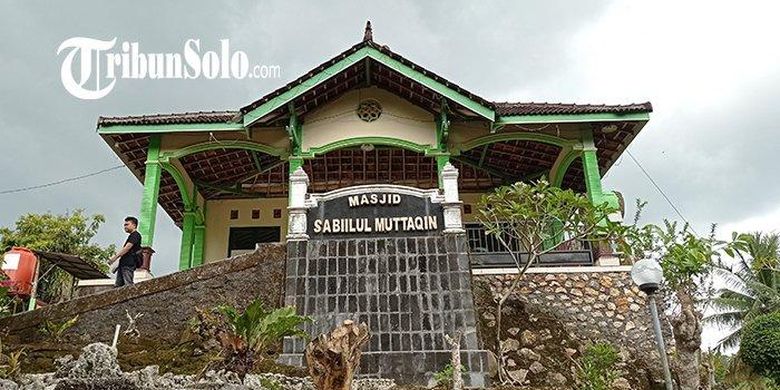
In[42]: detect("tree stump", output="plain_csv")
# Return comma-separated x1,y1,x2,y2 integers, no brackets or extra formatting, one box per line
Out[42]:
305,320,371,390
444,330,464,390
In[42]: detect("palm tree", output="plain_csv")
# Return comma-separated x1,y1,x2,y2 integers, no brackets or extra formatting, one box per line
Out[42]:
705,232,780,351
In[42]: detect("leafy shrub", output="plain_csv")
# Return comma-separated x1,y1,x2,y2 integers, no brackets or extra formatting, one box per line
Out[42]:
576,342,620,390
739,312,780,383
39,315,79,341
193,298,311,378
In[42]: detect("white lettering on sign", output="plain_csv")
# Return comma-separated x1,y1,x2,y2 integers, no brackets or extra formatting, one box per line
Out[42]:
312,216,438,234
347,193,402,207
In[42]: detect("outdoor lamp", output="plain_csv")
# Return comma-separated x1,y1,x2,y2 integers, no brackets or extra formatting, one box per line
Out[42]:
631,258,673,390
631,258,664,294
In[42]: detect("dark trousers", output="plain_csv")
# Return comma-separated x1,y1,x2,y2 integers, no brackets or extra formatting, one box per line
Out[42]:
115,265,136,287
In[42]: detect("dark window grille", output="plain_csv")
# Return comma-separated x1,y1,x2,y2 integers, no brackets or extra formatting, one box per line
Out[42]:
227,226,281,257
465,222,593,267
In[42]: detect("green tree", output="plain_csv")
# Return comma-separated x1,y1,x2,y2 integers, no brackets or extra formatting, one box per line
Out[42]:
739,312,780,384
0,210,115,304
476,180,618,384
616,217,741,390
706,232,780,351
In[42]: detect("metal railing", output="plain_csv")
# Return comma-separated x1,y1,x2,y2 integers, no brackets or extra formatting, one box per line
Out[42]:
465,223,593,267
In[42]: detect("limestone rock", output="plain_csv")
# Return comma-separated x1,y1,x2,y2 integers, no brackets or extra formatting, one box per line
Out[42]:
501,338,520,352
0,379,17,390
547,372,567,386
16,373,56,389
507,369,528,384
352,378,395,390
518,348,540,361
58,343,121,379
520,330,537,347
507,327,520,336
529,361,546,375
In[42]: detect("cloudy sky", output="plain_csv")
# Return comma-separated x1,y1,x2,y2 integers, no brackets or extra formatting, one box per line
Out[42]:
1,1,778,345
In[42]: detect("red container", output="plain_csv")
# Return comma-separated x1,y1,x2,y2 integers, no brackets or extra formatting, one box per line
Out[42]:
2,247,38,297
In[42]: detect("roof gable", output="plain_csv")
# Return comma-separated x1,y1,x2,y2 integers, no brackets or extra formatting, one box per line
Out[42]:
240,34,496,126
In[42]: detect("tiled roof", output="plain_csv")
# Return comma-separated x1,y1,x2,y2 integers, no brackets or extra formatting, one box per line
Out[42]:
97,29,652,128
494,102,653,116
98,111,239,126
239,39,495,116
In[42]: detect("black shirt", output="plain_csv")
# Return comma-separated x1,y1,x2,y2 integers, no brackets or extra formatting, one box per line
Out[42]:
120,231,142,267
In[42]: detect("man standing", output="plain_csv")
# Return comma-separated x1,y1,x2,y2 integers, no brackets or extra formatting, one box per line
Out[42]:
109,216,142,287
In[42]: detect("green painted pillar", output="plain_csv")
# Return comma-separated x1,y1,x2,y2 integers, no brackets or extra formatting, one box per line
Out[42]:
191,225,205,267
436,154,450,187
288,156,303,175
178,211,196,270
581,131,605,205
138,135,162,247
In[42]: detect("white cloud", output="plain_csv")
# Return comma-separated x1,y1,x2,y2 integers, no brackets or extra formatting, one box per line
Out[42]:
572,0,780,107
719,205,780,236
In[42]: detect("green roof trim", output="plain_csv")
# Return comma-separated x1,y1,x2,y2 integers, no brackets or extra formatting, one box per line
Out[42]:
495,111,650,125
159,140,287,161
97,122,245,135
301,136,435,158
453,132,578,154
365,49,495,121
242,46,496,126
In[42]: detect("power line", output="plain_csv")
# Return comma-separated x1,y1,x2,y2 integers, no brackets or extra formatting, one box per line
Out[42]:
626,150,696,233
0,165,125,195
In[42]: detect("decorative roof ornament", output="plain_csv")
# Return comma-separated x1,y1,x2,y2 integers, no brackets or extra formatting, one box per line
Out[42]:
356,99,382,122
363,21,373,42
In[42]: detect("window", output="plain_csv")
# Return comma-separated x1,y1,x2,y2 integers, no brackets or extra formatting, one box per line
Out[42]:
227,226,281,257
230,209,239,220
251,209,260,219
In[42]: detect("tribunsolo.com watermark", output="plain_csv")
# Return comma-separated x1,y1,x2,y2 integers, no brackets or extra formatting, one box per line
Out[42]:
57,37,281,100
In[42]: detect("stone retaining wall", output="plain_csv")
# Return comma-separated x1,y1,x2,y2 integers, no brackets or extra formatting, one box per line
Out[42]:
471,270,672,389
0,244,286,373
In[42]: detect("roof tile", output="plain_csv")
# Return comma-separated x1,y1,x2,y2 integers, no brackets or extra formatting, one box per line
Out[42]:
98,111,239,127
494,102,653,116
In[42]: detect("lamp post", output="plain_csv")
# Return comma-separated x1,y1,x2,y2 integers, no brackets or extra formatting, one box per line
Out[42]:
631,258,674,390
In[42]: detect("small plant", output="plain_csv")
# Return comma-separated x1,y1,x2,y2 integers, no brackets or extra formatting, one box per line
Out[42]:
39,315,79,341
194,298,311,378
575,342,620,390
0,340,25,380
259,377,284,390
433,363,465,388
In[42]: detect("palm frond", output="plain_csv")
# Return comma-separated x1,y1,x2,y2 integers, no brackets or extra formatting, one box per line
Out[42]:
708,296,753,312
703,310,745,329
713,327,742,352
